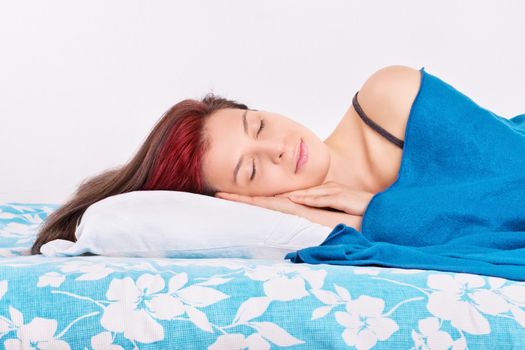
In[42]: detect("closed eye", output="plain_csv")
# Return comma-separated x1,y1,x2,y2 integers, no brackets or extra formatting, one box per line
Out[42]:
250,159,256,181
250,118,265,180
257,119,265,138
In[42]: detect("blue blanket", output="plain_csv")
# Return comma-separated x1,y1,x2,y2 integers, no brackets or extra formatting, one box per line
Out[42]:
285,67,525,281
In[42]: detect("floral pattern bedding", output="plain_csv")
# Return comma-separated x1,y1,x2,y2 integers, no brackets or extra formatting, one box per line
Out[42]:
1,202,525,349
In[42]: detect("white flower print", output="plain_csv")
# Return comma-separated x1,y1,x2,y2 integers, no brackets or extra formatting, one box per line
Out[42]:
59,261,114,281
4,315,70,350
426,274,491,334
100,272,229,343
91,331,124,350
100,274,166,343
208,332,272,350
0,280,7,300
411,317,458,350
157,258,253,270
244,263,326,301
471,276,525,327
1,221,39,239
37,272,66,288
335,295,399,350
0,208,16,219
353,267,381,276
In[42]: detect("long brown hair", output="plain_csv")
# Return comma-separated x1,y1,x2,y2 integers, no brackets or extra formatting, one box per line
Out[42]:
30,93,250,255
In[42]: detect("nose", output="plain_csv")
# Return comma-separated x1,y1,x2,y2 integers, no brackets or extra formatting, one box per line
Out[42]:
253,140,285,164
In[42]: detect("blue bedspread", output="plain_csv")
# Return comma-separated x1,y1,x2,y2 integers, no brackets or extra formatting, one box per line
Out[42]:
286,67,525,281
2,202,525,349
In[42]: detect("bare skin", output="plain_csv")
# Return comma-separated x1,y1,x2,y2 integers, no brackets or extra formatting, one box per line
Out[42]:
202,65,422,231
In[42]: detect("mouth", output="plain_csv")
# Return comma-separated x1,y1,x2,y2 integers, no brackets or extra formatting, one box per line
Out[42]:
295,138,308,173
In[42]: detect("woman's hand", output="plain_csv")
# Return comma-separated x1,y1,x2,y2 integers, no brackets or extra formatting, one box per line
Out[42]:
275,181,375,216
214,192,310,218
214,186,368,231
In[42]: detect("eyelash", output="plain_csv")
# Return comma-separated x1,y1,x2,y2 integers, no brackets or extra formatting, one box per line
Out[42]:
257,119,265,137
250,119,265,181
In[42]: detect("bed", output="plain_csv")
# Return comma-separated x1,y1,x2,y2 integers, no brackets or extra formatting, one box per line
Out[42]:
1,202,525,349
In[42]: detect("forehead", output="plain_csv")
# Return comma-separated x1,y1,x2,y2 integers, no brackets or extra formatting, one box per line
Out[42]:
202,108,247,187
209,107,242,121
205,108,246,140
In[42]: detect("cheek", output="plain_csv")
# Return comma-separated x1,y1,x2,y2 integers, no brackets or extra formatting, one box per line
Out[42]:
258,167,277,184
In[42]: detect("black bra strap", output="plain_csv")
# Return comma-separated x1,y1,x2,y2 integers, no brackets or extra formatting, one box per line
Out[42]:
352,91,404,149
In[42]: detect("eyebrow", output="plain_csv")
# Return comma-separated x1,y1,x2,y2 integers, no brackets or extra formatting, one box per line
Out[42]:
233,109,249,185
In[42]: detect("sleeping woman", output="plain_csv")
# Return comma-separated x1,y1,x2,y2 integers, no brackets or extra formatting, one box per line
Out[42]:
198,65,421,231
30,64,525,260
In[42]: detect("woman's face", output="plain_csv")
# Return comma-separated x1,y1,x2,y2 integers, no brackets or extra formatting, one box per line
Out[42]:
201,108,332,196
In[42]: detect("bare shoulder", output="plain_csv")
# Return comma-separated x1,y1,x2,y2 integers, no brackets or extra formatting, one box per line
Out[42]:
355,65,423,142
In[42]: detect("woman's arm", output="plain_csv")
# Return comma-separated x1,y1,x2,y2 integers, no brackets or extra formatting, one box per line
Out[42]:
216,181,373,232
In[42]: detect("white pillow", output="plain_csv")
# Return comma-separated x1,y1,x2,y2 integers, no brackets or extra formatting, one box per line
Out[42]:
40,190,332,259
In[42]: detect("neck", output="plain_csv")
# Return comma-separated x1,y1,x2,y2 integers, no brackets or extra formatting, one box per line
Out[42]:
322,142,380,193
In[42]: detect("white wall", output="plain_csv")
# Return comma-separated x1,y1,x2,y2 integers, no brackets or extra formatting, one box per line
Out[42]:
1,0,524,204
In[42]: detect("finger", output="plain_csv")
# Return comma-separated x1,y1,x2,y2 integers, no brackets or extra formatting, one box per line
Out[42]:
276,189,309,197
291,182,343,195
215,192,255,204
289,194,351,213
285,186,340,197
275,189,303,196
216,192,243,200
221,194,303,215
217,193,289,211
274,182,340,197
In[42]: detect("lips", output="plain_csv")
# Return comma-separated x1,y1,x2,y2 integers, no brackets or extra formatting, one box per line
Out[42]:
295,139,305,173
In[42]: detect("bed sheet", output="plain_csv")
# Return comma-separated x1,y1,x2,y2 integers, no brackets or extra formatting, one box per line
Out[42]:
1,202,525,349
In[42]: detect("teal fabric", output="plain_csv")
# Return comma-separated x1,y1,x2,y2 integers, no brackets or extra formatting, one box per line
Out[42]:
3,202,525,348
286,67,525,281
